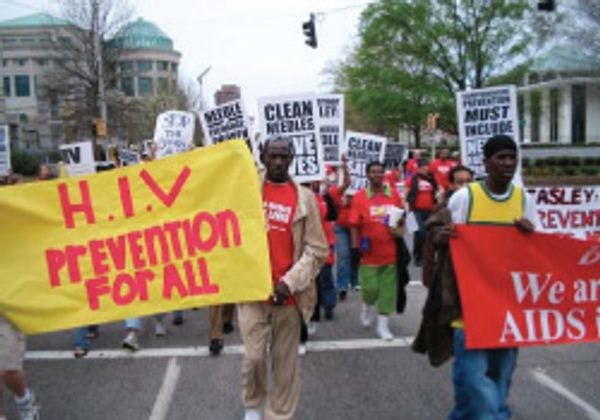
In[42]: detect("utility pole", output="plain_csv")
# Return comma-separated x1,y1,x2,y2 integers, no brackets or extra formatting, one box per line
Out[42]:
92,0,107,154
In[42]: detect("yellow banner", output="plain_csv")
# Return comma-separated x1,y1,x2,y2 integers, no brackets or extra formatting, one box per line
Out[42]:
0,140,271,334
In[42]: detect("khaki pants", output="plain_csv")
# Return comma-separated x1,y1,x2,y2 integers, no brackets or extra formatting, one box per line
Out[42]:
208,304,235,340
238,302,301,420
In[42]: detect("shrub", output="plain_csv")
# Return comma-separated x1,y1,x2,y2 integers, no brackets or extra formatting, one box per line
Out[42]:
521,157,531,168
544,156,557,166
11,149,41,176
581,166,599,176
583,156,596,166
534,158,545,167
557,156,569,166
562,166,577,176
568,157,582,166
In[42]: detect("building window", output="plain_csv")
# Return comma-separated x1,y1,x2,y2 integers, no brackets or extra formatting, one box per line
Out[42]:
37,59,48,66
549,89,559,143
157,61,169,71
530,91,541,143
120,61,133,73
157,77,169,94
137,60,152,73
121,77,134,96
17,59,28,66
171,63,178,73
138,77,153,96
571,85,586,144
15,75,30,97
3,76,10,96
2,59,8,67
517,94,524,143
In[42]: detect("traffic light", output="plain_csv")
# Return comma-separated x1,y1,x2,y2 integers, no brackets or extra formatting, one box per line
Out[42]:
426,113,439,131
92,118,106,137
302,13,317,48
538,0,555,11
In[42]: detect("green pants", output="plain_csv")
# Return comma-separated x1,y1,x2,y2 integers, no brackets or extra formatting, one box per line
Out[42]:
359,264,397,315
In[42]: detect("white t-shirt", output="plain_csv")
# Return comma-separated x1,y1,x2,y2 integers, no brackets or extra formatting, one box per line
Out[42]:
448,183,538,227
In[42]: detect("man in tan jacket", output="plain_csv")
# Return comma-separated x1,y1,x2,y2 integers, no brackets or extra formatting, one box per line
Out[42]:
239,136,328,420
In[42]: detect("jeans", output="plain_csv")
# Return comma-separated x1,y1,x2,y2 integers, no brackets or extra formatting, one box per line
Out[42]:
449,329,517,420
412,210,431,262
311,264,337,321
124,313,168,331
334,225,358,290
73,325,97,350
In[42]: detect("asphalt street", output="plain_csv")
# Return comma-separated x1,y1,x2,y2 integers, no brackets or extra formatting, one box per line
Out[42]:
6,262,600,420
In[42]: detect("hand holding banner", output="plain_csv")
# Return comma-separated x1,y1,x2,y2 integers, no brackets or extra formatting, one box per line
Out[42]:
0,140,271,334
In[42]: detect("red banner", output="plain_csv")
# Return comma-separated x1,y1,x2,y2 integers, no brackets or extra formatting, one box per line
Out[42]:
450,225,600,349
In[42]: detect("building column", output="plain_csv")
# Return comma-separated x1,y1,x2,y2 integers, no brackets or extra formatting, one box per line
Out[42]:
558,85,572,144
540,88,550,143
522,92,532,144
586,84,600,143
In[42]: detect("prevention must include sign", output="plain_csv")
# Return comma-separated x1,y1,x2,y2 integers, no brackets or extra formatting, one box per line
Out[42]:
456,86,520,179
153,111,195,158
199,99,257,159
0,124,10,176
317,94,344,164
59,141,96,176
343,131,387,193
0,141,271,334
527,186,600,241
258,94,324,183
384,143,407,171
451,225,600,349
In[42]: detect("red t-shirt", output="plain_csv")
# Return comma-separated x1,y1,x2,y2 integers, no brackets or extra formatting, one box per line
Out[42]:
429,159,454,190
316,193,335,265
406,158,419,178
329,185,352,228
404,175,435,211
349,187,403,266
263,181,297,305
384,169,400,187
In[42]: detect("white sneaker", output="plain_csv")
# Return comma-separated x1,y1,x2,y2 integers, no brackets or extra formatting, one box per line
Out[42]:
15,389,39,420
155,320,167,337
243,407,262,420
122,332,140,351
360,303,375,327
298,343,307,356
376,315,394,341
307,322,318,336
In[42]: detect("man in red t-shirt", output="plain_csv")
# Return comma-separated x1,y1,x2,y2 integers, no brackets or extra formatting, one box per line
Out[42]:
238,137,328,420
350,161,405,341
429,148,454,191
404,159,437,265
405,149,422,179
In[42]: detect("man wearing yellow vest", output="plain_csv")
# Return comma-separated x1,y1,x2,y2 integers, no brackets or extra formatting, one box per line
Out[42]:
446,134,537,419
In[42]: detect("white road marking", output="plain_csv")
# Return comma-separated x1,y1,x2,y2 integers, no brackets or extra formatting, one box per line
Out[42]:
149,357,181,420
25,337,415,360
408,280,423,286
531,369,600,420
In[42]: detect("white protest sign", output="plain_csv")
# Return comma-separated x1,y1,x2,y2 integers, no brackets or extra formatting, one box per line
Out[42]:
258,94,324,183
0,125,10,176
456,85,520,180
343,131,387,193
199,99,257,160
59,141,96,176
119,149,140,166
384,143,407,171
153,111,195,158
317,94,344,165
526,185,600,241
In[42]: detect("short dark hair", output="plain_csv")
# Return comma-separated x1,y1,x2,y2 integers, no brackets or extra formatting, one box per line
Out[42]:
483,135,517,159
449,165,474,183
262,135,294,156
366,161,384,173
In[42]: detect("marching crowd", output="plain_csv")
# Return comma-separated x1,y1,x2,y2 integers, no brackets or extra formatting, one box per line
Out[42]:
0,134,537,420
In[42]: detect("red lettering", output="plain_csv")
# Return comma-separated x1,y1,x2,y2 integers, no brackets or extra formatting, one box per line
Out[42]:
58,181,96,229
163,221,183,259
197,257,219,294
184,258,219,296
144,226,170,266
118,176,135,218
106,235,127,271
192,212,218,252
181,219,198,257
127,230,146,269
45,249,66,287
85,276,110,310
162,263,189,299
89,239,109,276
140,166,191,207
112,273,138,306
135,270,155,301
217,210,242,247
65,245,87,284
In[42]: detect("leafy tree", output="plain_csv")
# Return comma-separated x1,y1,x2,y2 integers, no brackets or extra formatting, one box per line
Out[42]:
334,0,557,146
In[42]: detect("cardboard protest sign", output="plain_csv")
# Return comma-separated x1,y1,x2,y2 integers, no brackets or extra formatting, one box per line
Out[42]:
526,186,600,241
0,140,271,334
199,99,257,160
119,149,141,166
59,141,96,176
384,143,406,171
0,125,10,176
317,94,344,165
257,94,324,183
343,131,387,193
153,111,195,158
456,86,520,179
450,225,600,349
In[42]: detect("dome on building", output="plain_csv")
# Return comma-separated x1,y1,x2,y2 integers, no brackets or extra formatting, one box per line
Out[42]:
531,45,600,74
109,18,173,51
0,12,71,28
